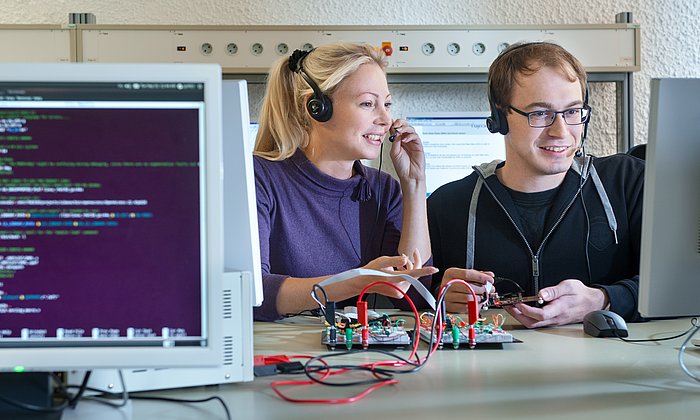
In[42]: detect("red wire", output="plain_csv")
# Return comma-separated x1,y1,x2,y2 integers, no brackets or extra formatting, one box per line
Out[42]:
270,280,429,403
358,280,421,361
270,379,399,404
439,278,479,321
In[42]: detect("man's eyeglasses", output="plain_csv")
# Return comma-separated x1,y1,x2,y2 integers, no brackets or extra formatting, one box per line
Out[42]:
509,105,591,128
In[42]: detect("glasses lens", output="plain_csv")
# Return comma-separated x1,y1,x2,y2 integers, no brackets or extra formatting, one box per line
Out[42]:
563,108,582,125
563,107,591,125
528,111,555,128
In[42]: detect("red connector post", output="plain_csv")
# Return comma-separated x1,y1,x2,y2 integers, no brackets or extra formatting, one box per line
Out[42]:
358,301,369,349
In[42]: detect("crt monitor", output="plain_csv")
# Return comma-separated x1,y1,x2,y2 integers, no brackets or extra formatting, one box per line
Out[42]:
407,113,505,196
222,81,262,306
638,78,700,318
0,62,234,373
65,79,261,395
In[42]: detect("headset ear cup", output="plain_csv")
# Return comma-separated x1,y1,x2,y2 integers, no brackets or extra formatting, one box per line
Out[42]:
306,94,333,122
487,83,509,135
486,115,499,134
487,108,508,135
495,108,508,135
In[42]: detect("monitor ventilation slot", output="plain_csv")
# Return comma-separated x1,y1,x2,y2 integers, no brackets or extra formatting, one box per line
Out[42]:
222,288,233,319
222,336,234,365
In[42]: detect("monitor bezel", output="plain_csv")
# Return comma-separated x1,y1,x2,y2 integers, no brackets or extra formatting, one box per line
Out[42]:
0,62,226,371
638,78,700,318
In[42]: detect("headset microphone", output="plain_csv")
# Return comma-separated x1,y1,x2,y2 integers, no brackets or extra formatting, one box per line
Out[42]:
575,138,585,157
575,87,591,158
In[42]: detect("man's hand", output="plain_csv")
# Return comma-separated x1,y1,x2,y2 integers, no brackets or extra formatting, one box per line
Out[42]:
438,267,495,313
504,279,608,328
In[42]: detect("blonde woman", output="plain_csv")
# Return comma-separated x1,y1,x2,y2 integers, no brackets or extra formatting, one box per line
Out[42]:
253,42,436,321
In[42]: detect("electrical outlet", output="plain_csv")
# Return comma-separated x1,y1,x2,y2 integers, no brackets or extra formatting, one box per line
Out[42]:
497,42,510,53
472,42,486,55
200,42,213,55
251,42,264,55
447,42,461,56
421,42,435,55
276,43,289,55
301,43,314,52
226,43,238,55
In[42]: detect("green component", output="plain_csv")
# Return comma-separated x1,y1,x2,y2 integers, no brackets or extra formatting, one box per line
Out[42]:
452,327,460,349
345,327,353,350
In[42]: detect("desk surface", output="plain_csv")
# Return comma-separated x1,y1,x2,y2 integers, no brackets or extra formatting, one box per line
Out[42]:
112,314,700,419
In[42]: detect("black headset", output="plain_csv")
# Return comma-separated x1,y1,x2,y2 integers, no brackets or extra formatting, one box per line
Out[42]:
486,42,590,145
288,49,333,123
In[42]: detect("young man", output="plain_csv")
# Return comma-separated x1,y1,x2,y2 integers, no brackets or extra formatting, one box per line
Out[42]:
428,42,644,327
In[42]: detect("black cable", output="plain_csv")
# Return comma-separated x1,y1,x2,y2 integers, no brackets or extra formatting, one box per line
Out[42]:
311,284,329,317
580,180,593,283
68,371,92,408
493,276,525,293
615,318,699,343
304,308,433,389
282,308,323,318
128,395,231,420
0,373,70,414
302,347,425,388
67,385,231,420
368,142,386,311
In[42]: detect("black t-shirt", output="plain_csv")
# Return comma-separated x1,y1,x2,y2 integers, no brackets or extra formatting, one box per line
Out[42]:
505,186,559,251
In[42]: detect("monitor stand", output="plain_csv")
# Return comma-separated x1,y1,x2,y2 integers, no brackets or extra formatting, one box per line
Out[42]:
0,372,60,420
0,372,133,420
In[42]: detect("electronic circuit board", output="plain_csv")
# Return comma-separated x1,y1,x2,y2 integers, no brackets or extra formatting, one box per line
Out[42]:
321,327,413,351
419,327,515,349
418,312,517,349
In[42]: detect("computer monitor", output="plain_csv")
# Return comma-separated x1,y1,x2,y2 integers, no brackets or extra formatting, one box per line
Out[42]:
65,80,261,395
407,113,505,196
249,121,259,149
222,81,262,307
638,78,700,318
0,63,259,407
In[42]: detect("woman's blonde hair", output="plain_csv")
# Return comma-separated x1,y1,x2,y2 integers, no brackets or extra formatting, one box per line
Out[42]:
254,42,387,160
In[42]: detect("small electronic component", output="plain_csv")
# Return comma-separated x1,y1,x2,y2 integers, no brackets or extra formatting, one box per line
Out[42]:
321,311,412,350
486,277,544,308
488,293,544,307
419,312,515,349
313,285,413,351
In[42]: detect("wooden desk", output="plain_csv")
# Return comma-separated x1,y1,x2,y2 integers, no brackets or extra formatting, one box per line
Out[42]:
99,314,700,419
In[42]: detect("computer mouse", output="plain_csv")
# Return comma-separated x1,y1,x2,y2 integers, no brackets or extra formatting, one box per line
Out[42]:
582,309,629,338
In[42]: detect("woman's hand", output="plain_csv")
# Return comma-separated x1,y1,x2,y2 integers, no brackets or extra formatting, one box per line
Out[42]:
360,250,437,298
389,119,426,185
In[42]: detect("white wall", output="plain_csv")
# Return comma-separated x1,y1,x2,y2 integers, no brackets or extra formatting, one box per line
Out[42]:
3,0,699,155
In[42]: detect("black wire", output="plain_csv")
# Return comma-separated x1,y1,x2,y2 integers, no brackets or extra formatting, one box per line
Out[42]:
493,276,525,293
311,284,329,318
282,308,323,318
67,386,231,420
615,317,700,343
302,348,425,388
129,395,231,420
305,310,432,388
68,370,92,408
580,179,593,283
366,142,386,311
